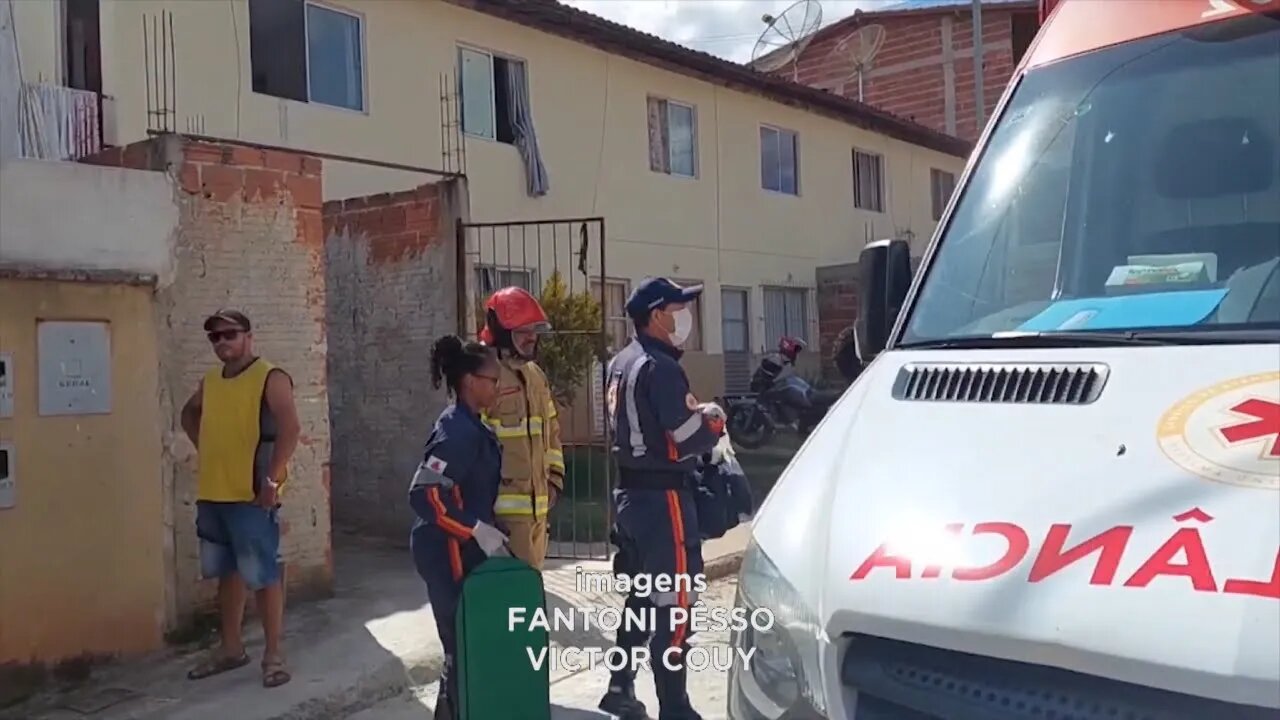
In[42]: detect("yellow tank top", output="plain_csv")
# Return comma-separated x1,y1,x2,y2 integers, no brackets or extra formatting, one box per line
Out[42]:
196,358,286,502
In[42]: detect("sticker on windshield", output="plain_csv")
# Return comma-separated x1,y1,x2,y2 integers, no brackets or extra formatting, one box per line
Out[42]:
1157,372,1280,490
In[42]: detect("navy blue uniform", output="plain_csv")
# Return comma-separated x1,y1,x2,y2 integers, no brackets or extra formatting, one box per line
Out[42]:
606,334,720,718
408,402,502,714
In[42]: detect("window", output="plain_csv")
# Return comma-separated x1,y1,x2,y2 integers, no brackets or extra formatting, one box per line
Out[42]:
591,279,631,352
476,266,535,296
647,97,697,177
672,280,704,351
853,149,885,212
1011,12,1041,65
930,168,957,220
721,289,749,353
763,288,809,345
760,125,799,195
248,0,364,111
459,46,528,144
902,13,1280,343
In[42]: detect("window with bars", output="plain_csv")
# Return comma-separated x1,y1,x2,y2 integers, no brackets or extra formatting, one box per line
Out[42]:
931,168,957,220
591,278,631,353
763,287,809,345
647,97,697,178
853,148,885,212
476,266,536,296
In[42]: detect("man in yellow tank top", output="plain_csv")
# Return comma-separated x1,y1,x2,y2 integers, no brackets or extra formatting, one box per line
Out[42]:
180,310,301,689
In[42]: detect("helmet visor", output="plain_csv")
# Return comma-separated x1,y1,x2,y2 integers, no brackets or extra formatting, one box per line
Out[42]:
515,320,552,334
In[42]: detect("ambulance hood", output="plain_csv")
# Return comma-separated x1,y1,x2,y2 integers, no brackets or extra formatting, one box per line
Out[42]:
750,345,1280,709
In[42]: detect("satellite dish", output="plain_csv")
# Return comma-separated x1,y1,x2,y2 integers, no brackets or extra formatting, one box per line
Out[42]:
832,23,886,101
749,0,823,81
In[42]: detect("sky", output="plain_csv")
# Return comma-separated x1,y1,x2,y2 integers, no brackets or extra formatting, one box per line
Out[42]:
561,0,891,64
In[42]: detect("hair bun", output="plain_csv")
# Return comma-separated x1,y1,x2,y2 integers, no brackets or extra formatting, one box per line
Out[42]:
433,334,463,359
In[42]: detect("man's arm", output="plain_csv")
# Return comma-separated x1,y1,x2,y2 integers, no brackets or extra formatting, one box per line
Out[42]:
262,369,301,490
644,359,719,461
180,380,204,448
538,369,565,495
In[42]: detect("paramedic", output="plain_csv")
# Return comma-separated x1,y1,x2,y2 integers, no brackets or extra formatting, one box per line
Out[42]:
479,286,565,571
408,334,510,720
598,277,725,720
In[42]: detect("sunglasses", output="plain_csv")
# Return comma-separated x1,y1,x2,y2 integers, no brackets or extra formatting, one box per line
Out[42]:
207,329,244,343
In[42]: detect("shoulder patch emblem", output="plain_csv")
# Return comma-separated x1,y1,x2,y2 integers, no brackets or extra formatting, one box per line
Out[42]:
425,455,448,474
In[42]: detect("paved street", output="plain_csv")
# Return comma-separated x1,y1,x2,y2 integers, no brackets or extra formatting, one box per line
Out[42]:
346,576,738,720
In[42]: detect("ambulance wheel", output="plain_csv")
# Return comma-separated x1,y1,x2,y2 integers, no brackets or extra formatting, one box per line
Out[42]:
728,404,771,449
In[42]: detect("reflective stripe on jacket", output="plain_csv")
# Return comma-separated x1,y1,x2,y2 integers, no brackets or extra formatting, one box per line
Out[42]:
481,356,564,518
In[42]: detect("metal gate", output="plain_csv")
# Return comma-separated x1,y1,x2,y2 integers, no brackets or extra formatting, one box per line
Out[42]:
456,217,611,560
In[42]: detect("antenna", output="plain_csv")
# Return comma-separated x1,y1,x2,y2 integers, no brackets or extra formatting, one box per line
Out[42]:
832,22,885,101
749,0,823,82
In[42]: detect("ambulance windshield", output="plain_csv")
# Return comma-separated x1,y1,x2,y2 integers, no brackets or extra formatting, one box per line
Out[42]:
901,12,1280,345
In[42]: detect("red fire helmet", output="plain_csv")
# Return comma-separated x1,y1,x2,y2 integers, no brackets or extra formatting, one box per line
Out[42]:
479,286,552,344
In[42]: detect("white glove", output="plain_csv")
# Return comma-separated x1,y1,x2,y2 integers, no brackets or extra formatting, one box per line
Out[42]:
697,402,726,422
472,521,510,557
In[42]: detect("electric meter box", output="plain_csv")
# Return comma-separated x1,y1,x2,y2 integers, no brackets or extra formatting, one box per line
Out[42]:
37,321,112,416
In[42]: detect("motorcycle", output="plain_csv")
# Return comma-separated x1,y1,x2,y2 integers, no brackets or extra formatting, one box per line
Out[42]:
717,337,842,450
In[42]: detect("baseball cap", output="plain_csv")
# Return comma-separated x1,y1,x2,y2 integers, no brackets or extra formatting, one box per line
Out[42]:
625,277,704,320
203,309,252,332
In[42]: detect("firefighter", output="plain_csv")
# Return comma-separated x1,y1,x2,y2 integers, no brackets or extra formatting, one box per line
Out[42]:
478,286,565,571
408,334,510,720
598,277,724,720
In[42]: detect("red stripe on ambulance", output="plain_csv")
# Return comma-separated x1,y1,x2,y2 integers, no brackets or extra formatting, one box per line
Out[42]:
850,508,1280,600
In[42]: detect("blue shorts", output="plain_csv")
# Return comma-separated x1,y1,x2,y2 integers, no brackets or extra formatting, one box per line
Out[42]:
196,501,282,590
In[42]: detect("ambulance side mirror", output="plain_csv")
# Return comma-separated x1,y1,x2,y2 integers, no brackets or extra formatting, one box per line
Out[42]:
855,239,913,362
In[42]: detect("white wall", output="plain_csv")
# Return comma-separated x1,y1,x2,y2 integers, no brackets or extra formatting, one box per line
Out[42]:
0,159,179,282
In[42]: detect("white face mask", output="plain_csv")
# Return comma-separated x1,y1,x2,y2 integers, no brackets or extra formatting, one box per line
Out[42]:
669,307,694,346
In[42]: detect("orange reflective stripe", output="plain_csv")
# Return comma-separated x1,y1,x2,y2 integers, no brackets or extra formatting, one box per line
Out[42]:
428,486,473,539
447,538,463,581
666,489,690,649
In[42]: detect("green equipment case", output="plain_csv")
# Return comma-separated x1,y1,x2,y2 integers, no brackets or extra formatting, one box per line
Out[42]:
455,556,551,720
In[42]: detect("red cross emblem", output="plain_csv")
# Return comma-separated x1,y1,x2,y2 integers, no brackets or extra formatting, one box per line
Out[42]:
1218,398,1280,458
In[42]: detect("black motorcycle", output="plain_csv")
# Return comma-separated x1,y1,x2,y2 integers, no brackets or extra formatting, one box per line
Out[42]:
717,337,841,450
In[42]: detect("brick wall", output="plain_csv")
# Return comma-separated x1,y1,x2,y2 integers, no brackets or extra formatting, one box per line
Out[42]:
792,9,1034,141
323,183,460,540
816,263,860,379
81,137,334,622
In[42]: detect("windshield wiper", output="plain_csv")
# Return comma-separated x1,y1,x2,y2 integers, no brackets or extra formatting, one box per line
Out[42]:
895,328,1279,350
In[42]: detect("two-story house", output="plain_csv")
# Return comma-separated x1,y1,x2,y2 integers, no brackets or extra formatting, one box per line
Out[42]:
7,0,968,397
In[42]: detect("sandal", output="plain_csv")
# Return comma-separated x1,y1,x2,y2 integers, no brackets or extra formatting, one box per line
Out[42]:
262,657,292,688
187,651,250,680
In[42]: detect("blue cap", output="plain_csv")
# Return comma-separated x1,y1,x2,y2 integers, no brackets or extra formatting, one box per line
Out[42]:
625,277,704,320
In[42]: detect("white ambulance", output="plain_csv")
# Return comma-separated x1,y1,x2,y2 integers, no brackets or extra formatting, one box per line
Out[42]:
728,0,1280,718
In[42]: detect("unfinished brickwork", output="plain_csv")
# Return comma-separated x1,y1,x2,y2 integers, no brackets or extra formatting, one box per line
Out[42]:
81,137,334,622
323,182,461,539
816,263,860,379
791,7,1037,142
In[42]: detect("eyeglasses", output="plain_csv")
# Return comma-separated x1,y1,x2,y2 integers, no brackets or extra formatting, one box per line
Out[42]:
473,373,500,384
207,329,243,343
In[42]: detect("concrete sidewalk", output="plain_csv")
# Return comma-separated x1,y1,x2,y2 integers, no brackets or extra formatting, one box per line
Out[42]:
6,526,749,720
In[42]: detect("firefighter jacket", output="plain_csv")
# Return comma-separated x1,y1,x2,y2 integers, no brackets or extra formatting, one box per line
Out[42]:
482,356,565,520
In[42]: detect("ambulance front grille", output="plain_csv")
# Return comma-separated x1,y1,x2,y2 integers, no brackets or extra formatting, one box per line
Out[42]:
892,362,1108,404
841,635,1276,720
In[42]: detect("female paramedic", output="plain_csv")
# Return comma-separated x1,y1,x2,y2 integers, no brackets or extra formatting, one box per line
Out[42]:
409,334,512,720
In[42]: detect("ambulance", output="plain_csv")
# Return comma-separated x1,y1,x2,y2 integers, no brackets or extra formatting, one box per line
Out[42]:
728,0,1280,717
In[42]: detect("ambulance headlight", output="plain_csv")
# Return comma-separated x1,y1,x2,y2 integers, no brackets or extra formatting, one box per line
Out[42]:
728,537,826,719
